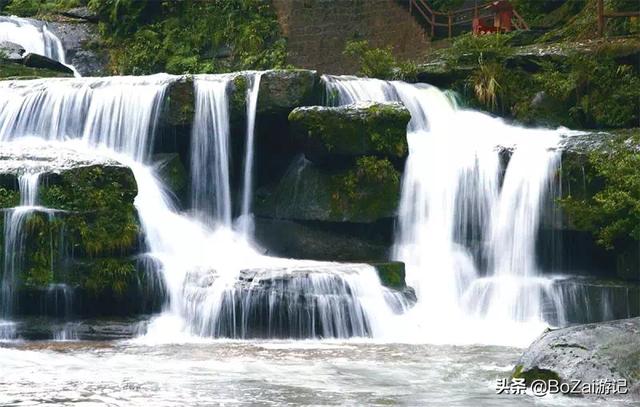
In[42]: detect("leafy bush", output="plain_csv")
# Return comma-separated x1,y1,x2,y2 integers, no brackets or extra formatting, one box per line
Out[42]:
343,40,418,81
88,0,288,75
561,131,640,250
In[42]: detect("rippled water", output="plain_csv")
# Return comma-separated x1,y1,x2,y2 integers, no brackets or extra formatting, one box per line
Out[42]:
0,340,633,406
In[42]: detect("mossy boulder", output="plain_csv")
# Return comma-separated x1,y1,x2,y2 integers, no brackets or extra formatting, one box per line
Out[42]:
0,143,143,309
21,53,74,75
0,60,73,79
289,102,410,161
370,261,406,290
513,317,640,400
164,75,194,126
255,155,400,223
257,69,321,116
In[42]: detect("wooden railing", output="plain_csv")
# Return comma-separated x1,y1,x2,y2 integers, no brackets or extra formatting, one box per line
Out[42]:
408,0,528,39
597,0,640,37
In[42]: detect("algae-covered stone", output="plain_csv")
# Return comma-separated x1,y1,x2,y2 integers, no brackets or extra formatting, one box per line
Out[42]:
257,69,320,116
370,261,406,290
153,153,187,202
255,155,400,223
289,102,410,160
0,142,140,301
513,317,640,400
164,76,194,126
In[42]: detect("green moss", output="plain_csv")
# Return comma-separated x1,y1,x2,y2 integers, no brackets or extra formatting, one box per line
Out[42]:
560,131,640,250
371,262,406,289
230,74,248,116
512,365,561,384
0,187,19,208
330,157,400,221
0,61,74,79
0,0,81,17
39,165,139,257
165,77,194,126
81,258,136,295
289,103,409,158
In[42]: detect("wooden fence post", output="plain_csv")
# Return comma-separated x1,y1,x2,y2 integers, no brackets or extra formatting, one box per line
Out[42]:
448,12,453,38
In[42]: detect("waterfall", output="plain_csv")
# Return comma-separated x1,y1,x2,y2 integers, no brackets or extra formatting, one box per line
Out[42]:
0,73,403,341
0,75,173,161
0,16,79,76
1,173,41,320
324,75,570,344
238,72,263,237
191,75,234,226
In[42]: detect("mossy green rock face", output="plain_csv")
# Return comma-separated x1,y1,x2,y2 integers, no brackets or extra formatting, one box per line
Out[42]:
153,153,188,203
370,262,406,289
164,76,194,126
0,143,140,299
513,317,640,400
257,69,321,116
289,102,410,160
255,155,400,223
0,60,73,79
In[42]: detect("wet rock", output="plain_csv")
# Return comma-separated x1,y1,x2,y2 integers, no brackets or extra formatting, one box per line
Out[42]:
0,41,25,60
257,69,321,116
514,317,640,400
21,53,73,75
0,141,145,314
153,153,188,204
289,102,410,161
48,21,107,76
371,262,406,290
253,217,390,262
254,155,400,223
60,7,99,23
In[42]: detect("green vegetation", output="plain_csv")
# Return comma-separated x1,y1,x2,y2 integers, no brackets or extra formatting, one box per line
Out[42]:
40,165,138,257
343,40,418,81
0,0,82,16
289,103,410,158
86,0,288,75
331,156,400,221
561,131,640,251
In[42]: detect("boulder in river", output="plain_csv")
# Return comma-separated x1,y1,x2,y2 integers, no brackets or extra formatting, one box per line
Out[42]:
513,317,640,400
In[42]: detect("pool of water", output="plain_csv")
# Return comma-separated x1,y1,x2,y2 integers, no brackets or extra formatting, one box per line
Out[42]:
0,340,633,406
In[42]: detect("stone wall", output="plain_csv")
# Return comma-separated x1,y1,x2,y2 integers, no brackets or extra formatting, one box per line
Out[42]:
272,0,430,74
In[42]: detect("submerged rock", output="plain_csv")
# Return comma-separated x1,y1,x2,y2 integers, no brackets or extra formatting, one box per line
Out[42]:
514,317,640,400
289,102,410,161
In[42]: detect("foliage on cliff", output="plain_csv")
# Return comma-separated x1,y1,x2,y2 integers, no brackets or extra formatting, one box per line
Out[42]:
561,131,640,250
86,0,287,75
343,40,418,81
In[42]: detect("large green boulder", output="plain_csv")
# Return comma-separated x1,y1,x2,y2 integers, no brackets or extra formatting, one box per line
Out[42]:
289,102,410,161
255,155,400,223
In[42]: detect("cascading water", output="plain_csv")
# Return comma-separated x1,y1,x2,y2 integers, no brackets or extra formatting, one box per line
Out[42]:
0,75,173,161
0,173,41,338
324,74,571,344
0,16,79,76
0,72,403,341
237,72,263,237
190,75,235,225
